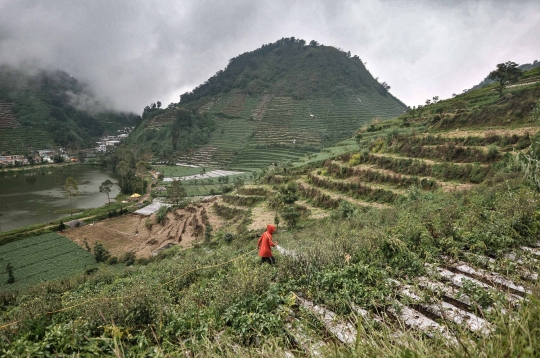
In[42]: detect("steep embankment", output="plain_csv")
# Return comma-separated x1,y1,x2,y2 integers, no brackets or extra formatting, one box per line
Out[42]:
125,38,406,167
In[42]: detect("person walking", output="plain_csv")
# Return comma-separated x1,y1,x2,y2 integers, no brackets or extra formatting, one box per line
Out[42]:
258,224,277,265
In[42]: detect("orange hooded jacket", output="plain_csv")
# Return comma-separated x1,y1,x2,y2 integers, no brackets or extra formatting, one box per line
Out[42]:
258,224,276,257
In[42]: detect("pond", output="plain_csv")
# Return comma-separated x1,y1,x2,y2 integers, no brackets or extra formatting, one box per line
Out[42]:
0,165,120,232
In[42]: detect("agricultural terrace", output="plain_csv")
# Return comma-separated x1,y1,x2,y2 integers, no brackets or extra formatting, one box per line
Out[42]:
0,233,96,291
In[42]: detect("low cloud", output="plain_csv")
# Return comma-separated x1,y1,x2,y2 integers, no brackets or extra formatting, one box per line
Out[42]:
0,0,538,112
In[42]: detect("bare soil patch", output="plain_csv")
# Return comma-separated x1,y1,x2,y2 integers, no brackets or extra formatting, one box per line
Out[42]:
61,198,224,258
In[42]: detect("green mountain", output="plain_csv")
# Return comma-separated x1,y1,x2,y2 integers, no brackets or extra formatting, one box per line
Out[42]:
125,38,407,168
0,65,140,155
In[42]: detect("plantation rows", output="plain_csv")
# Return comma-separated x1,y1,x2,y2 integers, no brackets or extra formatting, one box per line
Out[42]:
307,172,401,204
222,194,266,207
0,101,18,128
0,233,96,290
387,142,501,164
279,243,538,352
213,201,250,219
339,152,491,184
322,160,439,190
0,127,50,154
181,93,403,169
413,132,531,150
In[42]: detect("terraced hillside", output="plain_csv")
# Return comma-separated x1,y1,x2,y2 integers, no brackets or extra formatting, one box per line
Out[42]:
127,38,406,168
3,64,540,356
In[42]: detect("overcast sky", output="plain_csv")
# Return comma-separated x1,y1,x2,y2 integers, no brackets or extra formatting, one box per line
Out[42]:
0,0,539,113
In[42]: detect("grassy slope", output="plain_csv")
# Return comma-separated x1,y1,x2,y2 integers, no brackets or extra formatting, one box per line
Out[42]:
1,72,540,356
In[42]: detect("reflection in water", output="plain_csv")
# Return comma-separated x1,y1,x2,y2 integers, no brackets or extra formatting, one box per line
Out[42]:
0,165,119,232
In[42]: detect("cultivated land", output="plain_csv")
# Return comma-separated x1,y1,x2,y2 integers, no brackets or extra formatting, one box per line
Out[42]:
2,63,540,356
0,233,96,290
61,199,225,258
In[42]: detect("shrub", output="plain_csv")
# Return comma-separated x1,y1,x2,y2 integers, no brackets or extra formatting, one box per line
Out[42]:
281,205,300,229
120,252,136,266
93,243,111,263
156,205,169,224
224,232,234,243
145,218,153,230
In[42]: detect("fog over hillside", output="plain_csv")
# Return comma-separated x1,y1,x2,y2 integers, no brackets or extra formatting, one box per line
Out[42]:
0,0,538,112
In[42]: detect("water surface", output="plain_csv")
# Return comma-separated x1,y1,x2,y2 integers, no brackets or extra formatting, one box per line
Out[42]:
0,165,119,232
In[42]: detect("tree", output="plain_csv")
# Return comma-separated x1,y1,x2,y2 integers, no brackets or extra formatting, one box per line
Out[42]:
64,176,79,216
168,179,186,205
136,161,147,195
488,61,522,97
381,82,391,91
6,262,15,284
99,179,114,206
117,160,130,190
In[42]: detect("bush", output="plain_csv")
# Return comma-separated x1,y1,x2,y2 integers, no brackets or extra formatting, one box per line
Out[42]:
224,232,234,243
156,205,169,224
145,218,153,230
120,252,136,266
93,243,111,263
281,205,300,229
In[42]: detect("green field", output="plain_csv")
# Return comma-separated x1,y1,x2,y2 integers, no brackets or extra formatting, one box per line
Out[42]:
0,233,97,290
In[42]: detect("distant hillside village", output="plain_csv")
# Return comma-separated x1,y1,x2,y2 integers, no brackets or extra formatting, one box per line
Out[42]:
0,126,134,167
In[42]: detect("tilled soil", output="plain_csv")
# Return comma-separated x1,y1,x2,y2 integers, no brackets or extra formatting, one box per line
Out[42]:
61,198,224,258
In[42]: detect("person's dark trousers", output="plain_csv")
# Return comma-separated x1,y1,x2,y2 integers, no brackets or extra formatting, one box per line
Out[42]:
260,257,276,265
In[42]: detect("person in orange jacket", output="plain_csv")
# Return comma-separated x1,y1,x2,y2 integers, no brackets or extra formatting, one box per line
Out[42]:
258,224,278,265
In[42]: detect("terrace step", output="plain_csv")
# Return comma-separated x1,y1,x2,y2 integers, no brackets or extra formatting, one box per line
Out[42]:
295,295,357,346
386,301,455,342
446,260,531,296
425,264,523,305
392,280,492,334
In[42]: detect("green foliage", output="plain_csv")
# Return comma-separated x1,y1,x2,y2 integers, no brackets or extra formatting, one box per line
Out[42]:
0,233,96,289
280,205,300,229
93,243,110,263
488,61,523,97
120,252,136,266
99,179,113,205
5,262,14,284
155,205,169,224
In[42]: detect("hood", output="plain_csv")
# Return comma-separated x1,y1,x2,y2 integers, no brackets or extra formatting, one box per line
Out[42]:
267,224,276,234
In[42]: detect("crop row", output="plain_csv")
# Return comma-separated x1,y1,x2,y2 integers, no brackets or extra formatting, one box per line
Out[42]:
297,181,340,209
322,161,438,190
401,132,531,149
222,194,266,207
307,173,400,204
212,202,249,219
386,142,501,163
339,152,491,184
